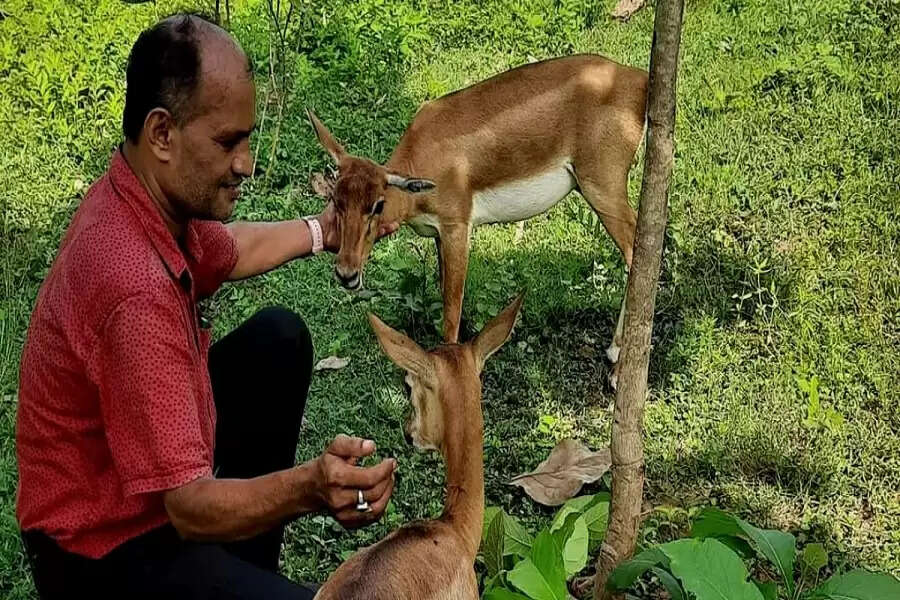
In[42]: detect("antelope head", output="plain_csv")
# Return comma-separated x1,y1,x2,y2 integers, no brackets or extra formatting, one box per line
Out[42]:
307,109,435,290
368,295,524,452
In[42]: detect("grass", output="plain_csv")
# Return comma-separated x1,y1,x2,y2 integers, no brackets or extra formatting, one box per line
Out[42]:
1,0,899,596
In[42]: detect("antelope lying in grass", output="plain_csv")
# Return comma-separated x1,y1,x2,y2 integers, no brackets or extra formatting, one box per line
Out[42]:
308,54,647,377
314,295,523,600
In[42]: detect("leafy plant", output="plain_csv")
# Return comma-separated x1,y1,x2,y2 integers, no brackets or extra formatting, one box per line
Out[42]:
481,493,610,599
607,507,900,600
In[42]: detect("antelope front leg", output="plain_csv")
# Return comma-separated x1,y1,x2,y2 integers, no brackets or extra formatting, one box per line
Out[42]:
438,225,470,343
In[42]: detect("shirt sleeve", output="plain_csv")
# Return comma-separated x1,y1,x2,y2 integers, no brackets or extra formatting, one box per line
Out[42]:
88,291,213,496
192,220,238,300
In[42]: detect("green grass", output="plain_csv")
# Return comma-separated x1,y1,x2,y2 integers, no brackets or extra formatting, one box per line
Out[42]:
2,0,899,596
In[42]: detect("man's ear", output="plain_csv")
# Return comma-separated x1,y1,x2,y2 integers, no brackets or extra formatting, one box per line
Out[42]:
368,313,432,377
310,171,335,198
306,108,346,164
144,108,176,162
471,293,524,371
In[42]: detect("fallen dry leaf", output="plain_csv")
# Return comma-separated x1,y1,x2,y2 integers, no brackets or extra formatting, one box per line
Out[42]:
314,356,350,371
611,0,645,20
509,438,612,506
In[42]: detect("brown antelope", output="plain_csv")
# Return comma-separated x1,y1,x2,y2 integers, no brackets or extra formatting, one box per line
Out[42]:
308,54,648,377
313,295,523,600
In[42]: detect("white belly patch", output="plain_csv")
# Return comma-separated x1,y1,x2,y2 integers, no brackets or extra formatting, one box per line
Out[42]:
471,163,576,226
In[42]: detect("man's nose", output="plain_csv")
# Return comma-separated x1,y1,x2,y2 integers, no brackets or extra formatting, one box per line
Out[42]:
232,147,253,178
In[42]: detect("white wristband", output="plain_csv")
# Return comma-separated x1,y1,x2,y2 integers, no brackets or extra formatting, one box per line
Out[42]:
303,217,324,255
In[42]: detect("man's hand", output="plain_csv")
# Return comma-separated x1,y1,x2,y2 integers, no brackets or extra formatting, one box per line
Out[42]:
318,202,400,253
312,434,396,529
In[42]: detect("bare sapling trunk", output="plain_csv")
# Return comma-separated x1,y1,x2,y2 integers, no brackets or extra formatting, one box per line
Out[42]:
593,0,685,598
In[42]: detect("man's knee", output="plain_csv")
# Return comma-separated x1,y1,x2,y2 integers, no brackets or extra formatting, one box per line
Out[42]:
250,307,313,369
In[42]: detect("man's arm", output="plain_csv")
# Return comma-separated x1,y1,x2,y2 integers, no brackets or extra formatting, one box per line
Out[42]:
163,436,396,542
226,205,399,280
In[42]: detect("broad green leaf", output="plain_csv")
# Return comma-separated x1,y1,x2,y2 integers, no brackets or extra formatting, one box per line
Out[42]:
800,543,828,573
483,506,502,544
508,531,568,600
806,569,900,600
607,548,670,590
691,507,744,539
651,566,686,600
485,508,506,577
504,513,534,558
508,558,567,600
691,508,796,595
562,516,589,576
660,538,764,600
738,519,796,595
550,492,610,552
484,587,531,600
755,581,778,600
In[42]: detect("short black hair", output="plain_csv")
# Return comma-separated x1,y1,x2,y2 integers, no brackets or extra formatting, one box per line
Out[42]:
122,13,216,142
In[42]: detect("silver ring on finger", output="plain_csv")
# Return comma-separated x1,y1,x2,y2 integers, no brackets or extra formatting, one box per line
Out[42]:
356,489,370,512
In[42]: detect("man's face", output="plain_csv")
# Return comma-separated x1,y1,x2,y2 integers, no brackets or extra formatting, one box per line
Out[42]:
162,45,256,222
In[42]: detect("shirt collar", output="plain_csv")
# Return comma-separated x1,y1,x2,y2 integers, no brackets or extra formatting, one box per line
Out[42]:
108,148,205,287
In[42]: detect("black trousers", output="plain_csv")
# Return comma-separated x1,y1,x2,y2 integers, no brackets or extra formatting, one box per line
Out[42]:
21,307,318,599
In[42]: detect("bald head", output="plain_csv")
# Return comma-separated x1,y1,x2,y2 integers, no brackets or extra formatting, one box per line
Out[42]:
122,14,251,142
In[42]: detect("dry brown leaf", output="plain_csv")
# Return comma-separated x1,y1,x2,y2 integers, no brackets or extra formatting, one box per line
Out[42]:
314,356,350,371
611,0,645,20
508,438,612,506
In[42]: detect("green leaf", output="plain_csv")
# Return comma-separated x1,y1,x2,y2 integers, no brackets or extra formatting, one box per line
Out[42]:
508,531,568,600
806,569,900,600
483,506,502,544
737,519,796,595
691,507,744,539
607,548,670,591
504,513,534,558
800,543,828,574
755,581,778,600
485,508,506,577
660,538,765,600
561,516,589,576
551,492,610,552
651,566,686,600
691,508,796,595
484,588,532,600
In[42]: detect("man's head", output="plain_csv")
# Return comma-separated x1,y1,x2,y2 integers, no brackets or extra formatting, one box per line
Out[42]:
123,14,255,222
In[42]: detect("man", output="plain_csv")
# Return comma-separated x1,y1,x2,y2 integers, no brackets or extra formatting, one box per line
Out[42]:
15,14,399,599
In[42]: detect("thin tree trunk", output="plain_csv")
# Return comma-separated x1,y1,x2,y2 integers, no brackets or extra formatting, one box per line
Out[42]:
592,0,685,598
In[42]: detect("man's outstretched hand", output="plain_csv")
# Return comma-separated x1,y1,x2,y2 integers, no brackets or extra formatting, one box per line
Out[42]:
318,202,399,253
311,434,396,529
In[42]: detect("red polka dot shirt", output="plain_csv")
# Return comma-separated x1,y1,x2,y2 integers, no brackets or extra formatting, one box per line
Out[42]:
16,149,238,558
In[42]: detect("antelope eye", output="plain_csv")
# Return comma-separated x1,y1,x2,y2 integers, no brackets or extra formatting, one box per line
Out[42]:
372,199,385,215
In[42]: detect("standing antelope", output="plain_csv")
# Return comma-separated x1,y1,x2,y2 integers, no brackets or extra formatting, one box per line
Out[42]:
314,295,523,600
308,54,647,375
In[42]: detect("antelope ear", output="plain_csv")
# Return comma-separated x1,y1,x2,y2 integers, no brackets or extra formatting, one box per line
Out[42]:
471,293,524,371
386,173,436,194
306,108,346,164
310,171,335,198
368,313,432,377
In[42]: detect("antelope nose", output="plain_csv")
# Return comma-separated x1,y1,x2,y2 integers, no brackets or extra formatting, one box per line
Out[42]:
403,430,414,445
335,268,361,290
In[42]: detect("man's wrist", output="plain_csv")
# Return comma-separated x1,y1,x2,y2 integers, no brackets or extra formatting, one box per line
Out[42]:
302,216,324,255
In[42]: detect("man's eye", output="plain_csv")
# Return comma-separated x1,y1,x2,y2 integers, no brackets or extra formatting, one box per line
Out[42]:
372,200,384,215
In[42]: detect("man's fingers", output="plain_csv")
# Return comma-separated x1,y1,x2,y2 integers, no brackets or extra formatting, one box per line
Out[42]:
327,434,376,459
341,458,396,490
377,222,399,238
368,474,395,514
361,472,392,503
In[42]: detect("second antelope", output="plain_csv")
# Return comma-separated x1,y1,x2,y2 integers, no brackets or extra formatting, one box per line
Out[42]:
308,54,648,377
313,295,523,600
